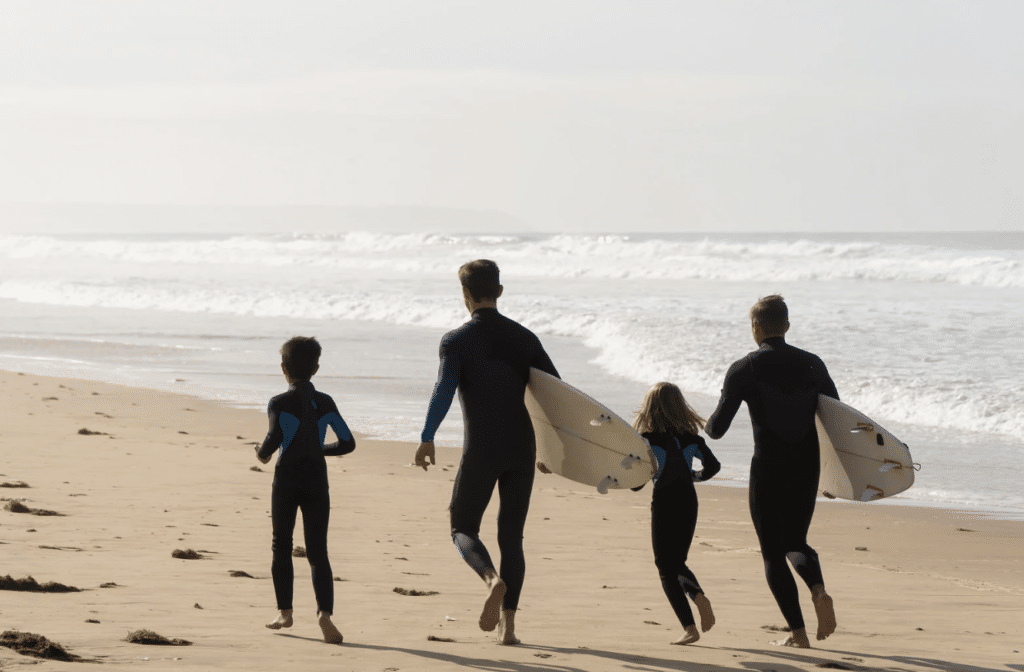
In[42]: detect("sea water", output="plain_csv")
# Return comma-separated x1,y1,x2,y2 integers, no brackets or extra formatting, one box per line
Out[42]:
1,231,1021,519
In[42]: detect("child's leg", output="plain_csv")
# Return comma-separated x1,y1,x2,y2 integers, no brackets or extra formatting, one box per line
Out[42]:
651,493,698,629
271,480,299,611
299,487,334,615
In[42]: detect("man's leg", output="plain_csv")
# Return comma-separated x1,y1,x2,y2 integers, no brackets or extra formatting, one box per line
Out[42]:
750,477,811,646
493,462,534,645
449,455,504,631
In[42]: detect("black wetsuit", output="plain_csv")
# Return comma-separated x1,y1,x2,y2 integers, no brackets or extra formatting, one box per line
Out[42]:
705,336,838,630
635,431,720,627
257,381,355,614
421,307,558,611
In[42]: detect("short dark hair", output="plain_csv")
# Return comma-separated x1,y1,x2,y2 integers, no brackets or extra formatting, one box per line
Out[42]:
750,294,789,334
280,336,321,381
458,259,500,301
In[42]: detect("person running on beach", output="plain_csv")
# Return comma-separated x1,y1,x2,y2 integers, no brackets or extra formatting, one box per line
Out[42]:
256,336,355,644
415,259,559,645
632,382,721,645
705,295,838,648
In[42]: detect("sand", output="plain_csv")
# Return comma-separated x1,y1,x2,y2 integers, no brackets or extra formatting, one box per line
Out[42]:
0,369,1021,671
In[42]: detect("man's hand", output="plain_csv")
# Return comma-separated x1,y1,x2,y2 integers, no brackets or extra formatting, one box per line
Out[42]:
255,445,272,465
415,441,436,471
536,461,552,474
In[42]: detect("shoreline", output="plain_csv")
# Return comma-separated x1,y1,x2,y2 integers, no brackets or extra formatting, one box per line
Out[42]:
2,368,1022,670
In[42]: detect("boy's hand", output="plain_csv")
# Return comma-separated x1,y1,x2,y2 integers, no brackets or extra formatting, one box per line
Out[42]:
257,453,272,465
414,441,435,471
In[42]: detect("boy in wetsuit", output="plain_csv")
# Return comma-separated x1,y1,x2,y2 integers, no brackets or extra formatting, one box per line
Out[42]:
705,295,839,648
256,336,355,644
414,259,559,645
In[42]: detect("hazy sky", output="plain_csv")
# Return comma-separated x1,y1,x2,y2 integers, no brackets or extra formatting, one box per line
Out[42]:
1,1,1022,232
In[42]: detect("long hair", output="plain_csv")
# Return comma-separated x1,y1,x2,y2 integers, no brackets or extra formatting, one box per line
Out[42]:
633,382,705,436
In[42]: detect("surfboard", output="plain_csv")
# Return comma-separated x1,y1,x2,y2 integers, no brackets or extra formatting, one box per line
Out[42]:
816,395,918,502
524,367,654,494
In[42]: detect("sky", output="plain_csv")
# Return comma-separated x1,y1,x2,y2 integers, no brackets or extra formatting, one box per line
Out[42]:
0,1,1022,233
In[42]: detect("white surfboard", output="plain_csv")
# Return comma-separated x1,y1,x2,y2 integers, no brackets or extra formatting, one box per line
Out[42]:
816,395,918,502
524,367,654,494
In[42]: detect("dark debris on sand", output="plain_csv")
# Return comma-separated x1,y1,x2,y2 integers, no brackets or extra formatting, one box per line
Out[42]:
427,635,455,642
0,481,29,488
816,663,854,670
3,500,63,516
393,587,439,597
100,582,121,588
228,570,255,578
292,546,307,557
0,630,81,662
125,629,192,646
77,428,109,436
761,624,792,632
0,575,81,593
249,465,263,472
171,549,204,560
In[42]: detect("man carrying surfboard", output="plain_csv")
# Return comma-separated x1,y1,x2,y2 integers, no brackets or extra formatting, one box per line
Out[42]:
414,259,559,646
705,294,839,648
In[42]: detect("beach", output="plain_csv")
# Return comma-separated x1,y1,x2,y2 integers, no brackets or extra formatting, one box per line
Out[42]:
2,369,1021,671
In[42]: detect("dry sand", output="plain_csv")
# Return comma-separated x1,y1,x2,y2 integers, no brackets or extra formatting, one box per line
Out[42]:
1,369,1021,671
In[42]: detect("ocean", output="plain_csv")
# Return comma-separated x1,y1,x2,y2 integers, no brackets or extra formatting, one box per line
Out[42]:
1,230,1022,519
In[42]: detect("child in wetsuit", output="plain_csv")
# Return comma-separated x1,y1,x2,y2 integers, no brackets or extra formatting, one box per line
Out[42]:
255,336,355,644
633,382,721,645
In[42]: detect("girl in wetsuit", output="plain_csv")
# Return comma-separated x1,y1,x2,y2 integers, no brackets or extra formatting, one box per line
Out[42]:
633,382,721,645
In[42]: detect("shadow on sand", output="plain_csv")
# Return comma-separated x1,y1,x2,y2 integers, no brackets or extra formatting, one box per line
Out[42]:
344,641,744,672
727,646,1014,672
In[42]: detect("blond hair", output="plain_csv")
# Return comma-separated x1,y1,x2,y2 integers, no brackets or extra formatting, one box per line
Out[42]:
633,382,705,436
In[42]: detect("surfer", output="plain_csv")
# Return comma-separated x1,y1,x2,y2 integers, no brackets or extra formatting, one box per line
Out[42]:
705,295,839,648
414,259,559,645
632,382,721,645
256,336,356,644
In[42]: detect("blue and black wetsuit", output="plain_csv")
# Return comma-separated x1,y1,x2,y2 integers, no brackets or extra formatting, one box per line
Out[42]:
634,431,720,628
422,307,558,611
705,336,838,631
257,380,355,615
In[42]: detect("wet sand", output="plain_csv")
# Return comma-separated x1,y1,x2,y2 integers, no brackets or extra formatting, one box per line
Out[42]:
1,369,1021,670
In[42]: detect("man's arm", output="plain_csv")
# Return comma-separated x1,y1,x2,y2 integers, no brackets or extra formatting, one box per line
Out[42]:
532,344,559,380
416,338,459,470
814,356,839,401
705,358,749,440
256,402,284,464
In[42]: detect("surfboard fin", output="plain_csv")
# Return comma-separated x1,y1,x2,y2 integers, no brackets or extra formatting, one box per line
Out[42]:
879,460,902,474
590,414,613,427
620,454,643,470
860,485,884,502
597,475,618,495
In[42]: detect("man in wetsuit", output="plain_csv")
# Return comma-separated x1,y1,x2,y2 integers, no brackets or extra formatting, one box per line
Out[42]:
256,336,355,644
705,295,839,648
415,259,558,646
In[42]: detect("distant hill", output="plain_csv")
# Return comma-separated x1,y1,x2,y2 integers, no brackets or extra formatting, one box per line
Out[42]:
0,203,531,235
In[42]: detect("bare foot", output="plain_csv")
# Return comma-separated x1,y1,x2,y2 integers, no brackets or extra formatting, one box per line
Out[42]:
671,625,700,645
772,627,810,648
479,572,506,632
811,586,836,641
497,609,521,645
318,611,344,644
265,609,293,630
694,592,715,632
